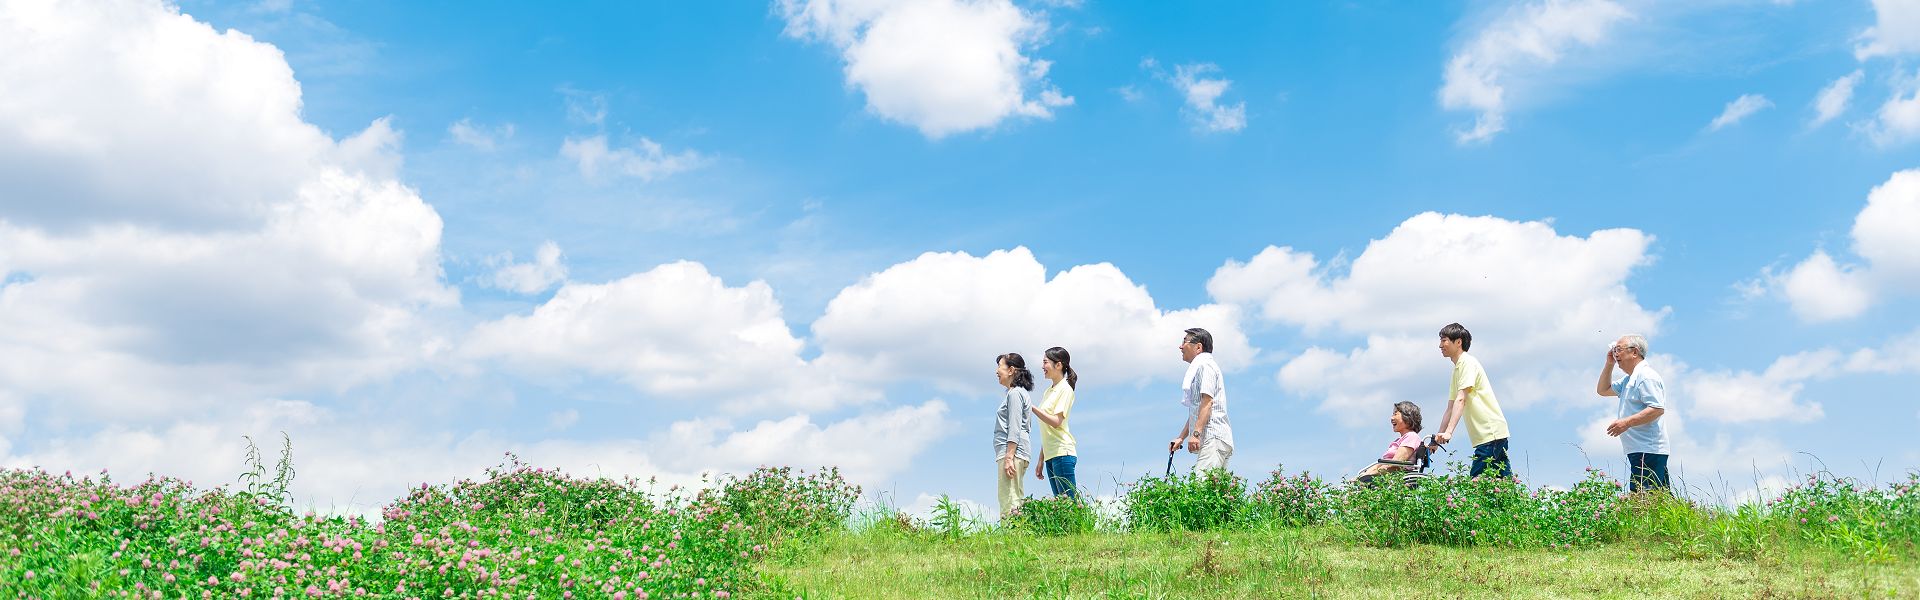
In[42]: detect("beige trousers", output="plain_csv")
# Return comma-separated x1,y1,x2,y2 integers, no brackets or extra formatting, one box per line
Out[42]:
1195,439,1233,472
998,457,1030,520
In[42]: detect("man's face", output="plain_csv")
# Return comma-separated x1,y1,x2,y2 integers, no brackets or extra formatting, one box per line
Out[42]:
1438,336,1462,358
1611,338,1640,366
1179,337,1201,362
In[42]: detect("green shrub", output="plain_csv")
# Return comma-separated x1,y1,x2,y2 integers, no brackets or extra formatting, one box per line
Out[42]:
1246,467,1338,528
701,465,860,542
1007,495,1096,536
1123,469,1249,532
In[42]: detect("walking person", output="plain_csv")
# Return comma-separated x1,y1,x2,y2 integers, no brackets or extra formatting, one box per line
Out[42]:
1431,323,1515,479
1596,334,1672,493
1168,328,1233,473
993,353,1035,519
1032,346,1079,498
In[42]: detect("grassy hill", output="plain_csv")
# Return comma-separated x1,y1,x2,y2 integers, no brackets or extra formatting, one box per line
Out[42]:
2,454,1914,599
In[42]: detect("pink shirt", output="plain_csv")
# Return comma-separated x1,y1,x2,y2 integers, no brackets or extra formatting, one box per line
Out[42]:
1380,431,1420,460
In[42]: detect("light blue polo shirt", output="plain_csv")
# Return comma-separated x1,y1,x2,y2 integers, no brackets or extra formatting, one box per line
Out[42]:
1611,365,1671,455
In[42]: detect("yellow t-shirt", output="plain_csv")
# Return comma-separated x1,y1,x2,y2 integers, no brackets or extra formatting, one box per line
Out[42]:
1449,353,1509,445
1038,381,1077,460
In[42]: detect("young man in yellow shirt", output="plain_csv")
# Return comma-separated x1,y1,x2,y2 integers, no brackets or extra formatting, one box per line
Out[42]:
1431,323,1514,479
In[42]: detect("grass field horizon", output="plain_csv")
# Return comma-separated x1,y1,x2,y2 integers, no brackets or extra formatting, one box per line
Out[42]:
4,443,1915,598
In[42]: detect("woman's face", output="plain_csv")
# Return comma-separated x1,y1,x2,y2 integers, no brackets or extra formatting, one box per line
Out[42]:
1041,356,1061,380
995,359,1012,387
1390,410,1409,433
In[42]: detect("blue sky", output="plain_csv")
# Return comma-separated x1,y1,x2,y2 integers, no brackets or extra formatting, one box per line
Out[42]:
2,0,1917,518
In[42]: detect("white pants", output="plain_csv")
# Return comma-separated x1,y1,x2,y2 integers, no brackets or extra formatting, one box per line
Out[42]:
997,458,1029,520
1195,439,1233,472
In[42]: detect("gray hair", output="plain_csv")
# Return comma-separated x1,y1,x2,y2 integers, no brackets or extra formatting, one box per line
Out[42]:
1619,334,1648,358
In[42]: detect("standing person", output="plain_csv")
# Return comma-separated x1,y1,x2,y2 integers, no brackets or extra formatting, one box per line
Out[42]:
1431,323,1515,479
1596,334,1672,493
1032,346,1079,498
1168,328,1233,472
993,353,1036,519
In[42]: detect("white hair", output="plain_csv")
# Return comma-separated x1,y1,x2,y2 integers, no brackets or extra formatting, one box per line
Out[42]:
1619,333,1649,358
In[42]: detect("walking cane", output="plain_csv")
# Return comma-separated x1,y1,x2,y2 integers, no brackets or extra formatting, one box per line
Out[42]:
1165,448,1176,477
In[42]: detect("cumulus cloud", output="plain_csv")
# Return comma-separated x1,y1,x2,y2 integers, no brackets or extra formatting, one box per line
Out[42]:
1811,70,1863,128
462,261,870,412
560,134,701,180
1166,63,1247,133
1854,0,1920,61
1708,93,1771,131
1763,168,1920,320
481,240,568,294
811,247,1255,392
1684,351,1833,423
0,0,456,423
1438,0,1633,143
775,0,1073,138
1208,212,1665,425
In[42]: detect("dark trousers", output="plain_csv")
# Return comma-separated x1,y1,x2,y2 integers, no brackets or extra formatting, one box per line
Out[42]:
1044,455,1078,499
1470,438,1512,479
1627,452,1670,493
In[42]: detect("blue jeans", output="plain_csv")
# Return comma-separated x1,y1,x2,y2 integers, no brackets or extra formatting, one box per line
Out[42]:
1627,452,1670,493
1044,455,1078,499
1470,438,1512,479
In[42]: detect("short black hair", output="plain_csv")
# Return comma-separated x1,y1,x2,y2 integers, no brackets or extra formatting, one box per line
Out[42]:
1438,322,1472,352
1184,328,1214,353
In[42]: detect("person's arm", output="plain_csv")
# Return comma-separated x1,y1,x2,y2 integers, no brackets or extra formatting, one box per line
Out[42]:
1169,418,1191,453
1433,388,1468,445
1596,350,1618,397
1607,406,1665,436
1031,404,1064,428
1185,393,1213,453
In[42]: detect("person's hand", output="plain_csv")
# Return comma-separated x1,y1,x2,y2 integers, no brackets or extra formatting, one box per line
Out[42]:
1605,346,1617,367
1168,438,1182,453
1606,419,1629,437
1034,460,1044,480
1433,431,1452,445
1186,434,1201,453
1002,458,1017,479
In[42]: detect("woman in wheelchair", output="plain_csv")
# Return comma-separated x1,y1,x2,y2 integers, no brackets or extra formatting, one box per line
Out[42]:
1356,401,1426,486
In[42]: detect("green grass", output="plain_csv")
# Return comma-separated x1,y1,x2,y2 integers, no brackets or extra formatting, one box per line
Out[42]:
754,526,1920,599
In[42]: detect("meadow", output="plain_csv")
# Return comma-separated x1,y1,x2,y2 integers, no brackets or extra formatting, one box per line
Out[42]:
2,441,1916,598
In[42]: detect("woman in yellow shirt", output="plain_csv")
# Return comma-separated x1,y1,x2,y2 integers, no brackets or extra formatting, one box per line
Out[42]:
1032,346,1079,498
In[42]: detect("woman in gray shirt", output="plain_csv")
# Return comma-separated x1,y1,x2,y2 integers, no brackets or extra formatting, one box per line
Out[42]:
994,353,1035,520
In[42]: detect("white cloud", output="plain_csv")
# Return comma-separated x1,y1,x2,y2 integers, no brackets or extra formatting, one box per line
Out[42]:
462,261,868,412
1676,327,1920,425
1811,70,1863,128
1765,168,1920,320
482,240,568,294
775,0,1073,139
1685,351,1833,423
1854,0,1920,60
1438,0,1633,143
1208,212,1664,425
1773,250,1873,321
0,0,456,424
1167,63,1247,133
560,134,701,181
1708,93,1772,131
447,118,514,151
811,247,1256,392
1865,70,1920,146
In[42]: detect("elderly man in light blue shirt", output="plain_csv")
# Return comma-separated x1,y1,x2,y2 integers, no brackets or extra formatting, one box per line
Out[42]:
1596,333,1671,493
1169,328,1232,472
